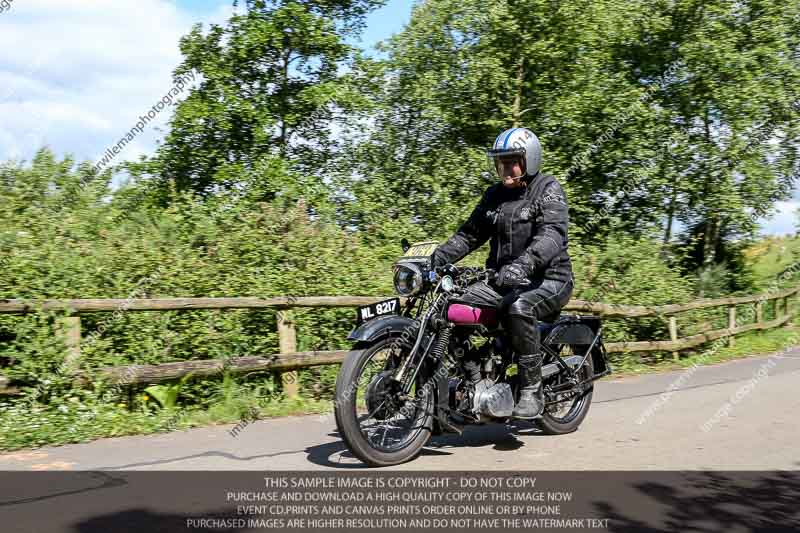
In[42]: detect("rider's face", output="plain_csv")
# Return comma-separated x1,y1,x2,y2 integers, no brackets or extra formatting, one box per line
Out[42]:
496,156,526,188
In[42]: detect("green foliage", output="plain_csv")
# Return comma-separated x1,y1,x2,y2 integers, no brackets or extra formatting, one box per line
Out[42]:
746,234,800,289
144,373,194,410
127,0,384,202
341,0,800,269
571,232,695,347
0,148,400,449
2,0,799,450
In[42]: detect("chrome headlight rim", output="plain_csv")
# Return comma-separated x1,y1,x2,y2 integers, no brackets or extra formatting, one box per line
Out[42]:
440,275,454,293
393,262,424,297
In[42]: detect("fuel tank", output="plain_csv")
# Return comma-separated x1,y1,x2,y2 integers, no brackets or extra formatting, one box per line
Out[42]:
447,281,502,327
447,303,499,327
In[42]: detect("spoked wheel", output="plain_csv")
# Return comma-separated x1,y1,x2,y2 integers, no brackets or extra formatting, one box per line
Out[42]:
334,335,434,467
536,344,594,435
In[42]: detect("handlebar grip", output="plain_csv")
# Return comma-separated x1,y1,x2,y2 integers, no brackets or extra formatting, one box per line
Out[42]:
433,264,455,277
443,264,461,276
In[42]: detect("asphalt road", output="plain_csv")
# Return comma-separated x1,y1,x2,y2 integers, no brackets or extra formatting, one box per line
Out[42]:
1,349,799,471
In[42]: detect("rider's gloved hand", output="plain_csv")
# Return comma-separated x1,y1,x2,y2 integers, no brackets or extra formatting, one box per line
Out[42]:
496,262,529,289
430,248,448,271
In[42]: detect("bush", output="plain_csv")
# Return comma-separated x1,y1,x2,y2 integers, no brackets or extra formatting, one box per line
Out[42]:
0,150,400,448
570,233,696,366
0,149,787,449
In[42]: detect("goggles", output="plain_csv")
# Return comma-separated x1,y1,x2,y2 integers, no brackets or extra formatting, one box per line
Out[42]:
487,150,526,179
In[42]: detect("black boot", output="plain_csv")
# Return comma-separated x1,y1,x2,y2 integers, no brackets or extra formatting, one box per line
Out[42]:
512,353,544,419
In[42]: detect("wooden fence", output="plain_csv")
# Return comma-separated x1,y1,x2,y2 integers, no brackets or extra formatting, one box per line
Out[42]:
0,286,796,397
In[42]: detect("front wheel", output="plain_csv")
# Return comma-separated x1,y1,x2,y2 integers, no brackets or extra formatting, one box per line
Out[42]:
334,335,434,467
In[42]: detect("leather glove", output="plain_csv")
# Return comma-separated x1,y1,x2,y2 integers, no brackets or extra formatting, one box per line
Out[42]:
430,248,448,270
496,262,530,289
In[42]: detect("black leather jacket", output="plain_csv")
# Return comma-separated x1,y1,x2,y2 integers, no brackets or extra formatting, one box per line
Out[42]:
434,172,573,283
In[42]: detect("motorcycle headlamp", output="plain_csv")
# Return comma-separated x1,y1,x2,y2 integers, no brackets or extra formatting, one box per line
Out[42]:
393,262,423,297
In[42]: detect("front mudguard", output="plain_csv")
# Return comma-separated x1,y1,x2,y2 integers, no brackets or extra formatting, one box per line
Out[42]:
348,315,460,435
347,315,420,343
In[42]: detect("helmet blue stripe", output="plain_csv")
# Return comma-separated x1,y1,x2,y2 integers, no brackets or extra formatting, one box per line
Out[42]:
494,132,504,149
502,128,519,149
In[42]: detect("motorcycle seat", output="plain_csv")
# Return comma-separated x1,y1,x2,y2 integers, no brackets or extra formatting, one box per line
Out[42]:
538,321,557,337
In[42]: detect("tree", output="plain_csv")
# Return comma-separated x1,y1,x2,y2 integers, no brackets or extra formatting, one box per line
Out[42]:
336,0,669,239
338,0,800,265
625,0,800,276
127,0,383,206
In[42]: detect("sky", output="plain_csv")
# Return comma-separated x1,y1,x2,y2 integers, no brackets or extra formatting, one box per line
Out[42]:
0,0,795,236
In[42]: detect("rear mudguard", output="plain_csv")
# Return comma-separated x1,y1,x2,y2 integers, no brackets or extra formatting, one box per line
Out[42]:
590,342,611,377
347,315,420,343
543,315,611,377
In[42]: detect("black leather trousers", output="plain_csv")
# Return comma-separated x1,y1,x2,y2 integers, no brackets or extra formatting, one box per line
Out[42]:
498,276,574,357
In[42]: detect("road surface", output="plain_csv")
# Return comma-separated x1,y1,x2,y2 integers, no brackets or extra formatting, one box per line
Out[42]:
1,349,799,471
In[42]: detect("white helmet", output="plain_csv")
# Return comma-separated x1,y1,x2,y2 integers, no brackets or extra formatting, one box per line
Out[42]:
487,127,542,179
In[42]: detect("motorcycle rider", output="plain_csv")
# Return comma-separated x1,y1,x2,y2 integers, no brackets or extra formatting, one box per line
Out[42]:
431,127,573,419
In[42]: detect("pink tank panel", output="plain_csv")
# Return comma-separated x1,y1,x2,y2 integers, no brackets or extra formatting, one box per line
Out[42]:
447,303,498,327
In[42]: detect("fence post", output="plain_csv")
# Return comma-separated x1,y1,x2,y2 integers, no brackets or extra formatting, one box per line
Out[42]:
57,316,82,372
276,310,299,399
727,305,736,347
668,316,678,361
756,301,764,324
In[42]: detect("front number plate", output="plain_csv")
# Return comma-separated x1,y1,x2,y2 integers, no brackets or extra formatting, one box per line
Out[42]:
356,298,400,325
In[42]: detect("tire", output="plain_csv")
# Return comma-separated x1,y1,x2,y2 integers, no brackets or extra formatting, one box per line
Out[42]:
536,345,594,435
334,336,434,467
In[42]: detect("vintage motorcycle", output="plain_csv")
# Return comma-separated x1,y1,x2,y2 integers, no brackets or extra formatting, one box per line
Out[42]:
334,240,611,467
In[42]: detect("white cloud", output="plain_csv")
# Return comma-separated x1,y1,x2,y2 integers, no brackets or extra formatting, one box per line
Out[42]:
757,200,798,237
0,0,232,170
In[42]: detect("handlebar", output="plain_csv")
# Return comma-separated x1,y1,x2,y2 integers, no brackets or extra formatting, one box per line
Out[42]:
434,264,497,283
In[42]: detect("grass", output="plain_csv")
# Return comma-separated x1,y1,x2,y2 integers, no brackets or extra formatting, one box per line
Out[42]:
0,390,336,452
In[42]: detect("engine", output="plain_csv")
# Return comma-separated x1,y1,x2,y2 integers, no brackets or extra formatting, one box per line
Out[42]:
448,332,514,421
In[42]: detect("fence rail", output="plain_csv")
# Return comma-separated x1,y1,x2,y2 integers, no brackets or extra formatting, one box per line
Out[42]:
0,286,797,397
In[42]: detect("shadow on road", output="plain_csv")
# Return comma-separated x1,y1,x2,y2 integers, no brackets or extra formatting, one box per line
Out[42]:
303,430,451,469
589,471,800,532
304,421,545,468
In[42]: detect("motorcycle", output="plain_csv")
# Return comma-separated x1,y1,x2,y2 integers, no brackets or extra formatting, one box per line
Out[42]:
334,240,612,467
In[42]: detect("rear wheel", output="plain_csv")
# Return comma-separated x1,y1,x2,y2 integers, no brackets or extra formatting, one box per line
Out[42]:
536,344,594,435
334,335,434,467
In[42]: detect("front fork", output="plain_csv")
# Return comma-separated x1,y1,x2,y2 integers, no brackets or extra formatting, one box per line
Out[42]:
400,338,463,434
392,293,446,393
